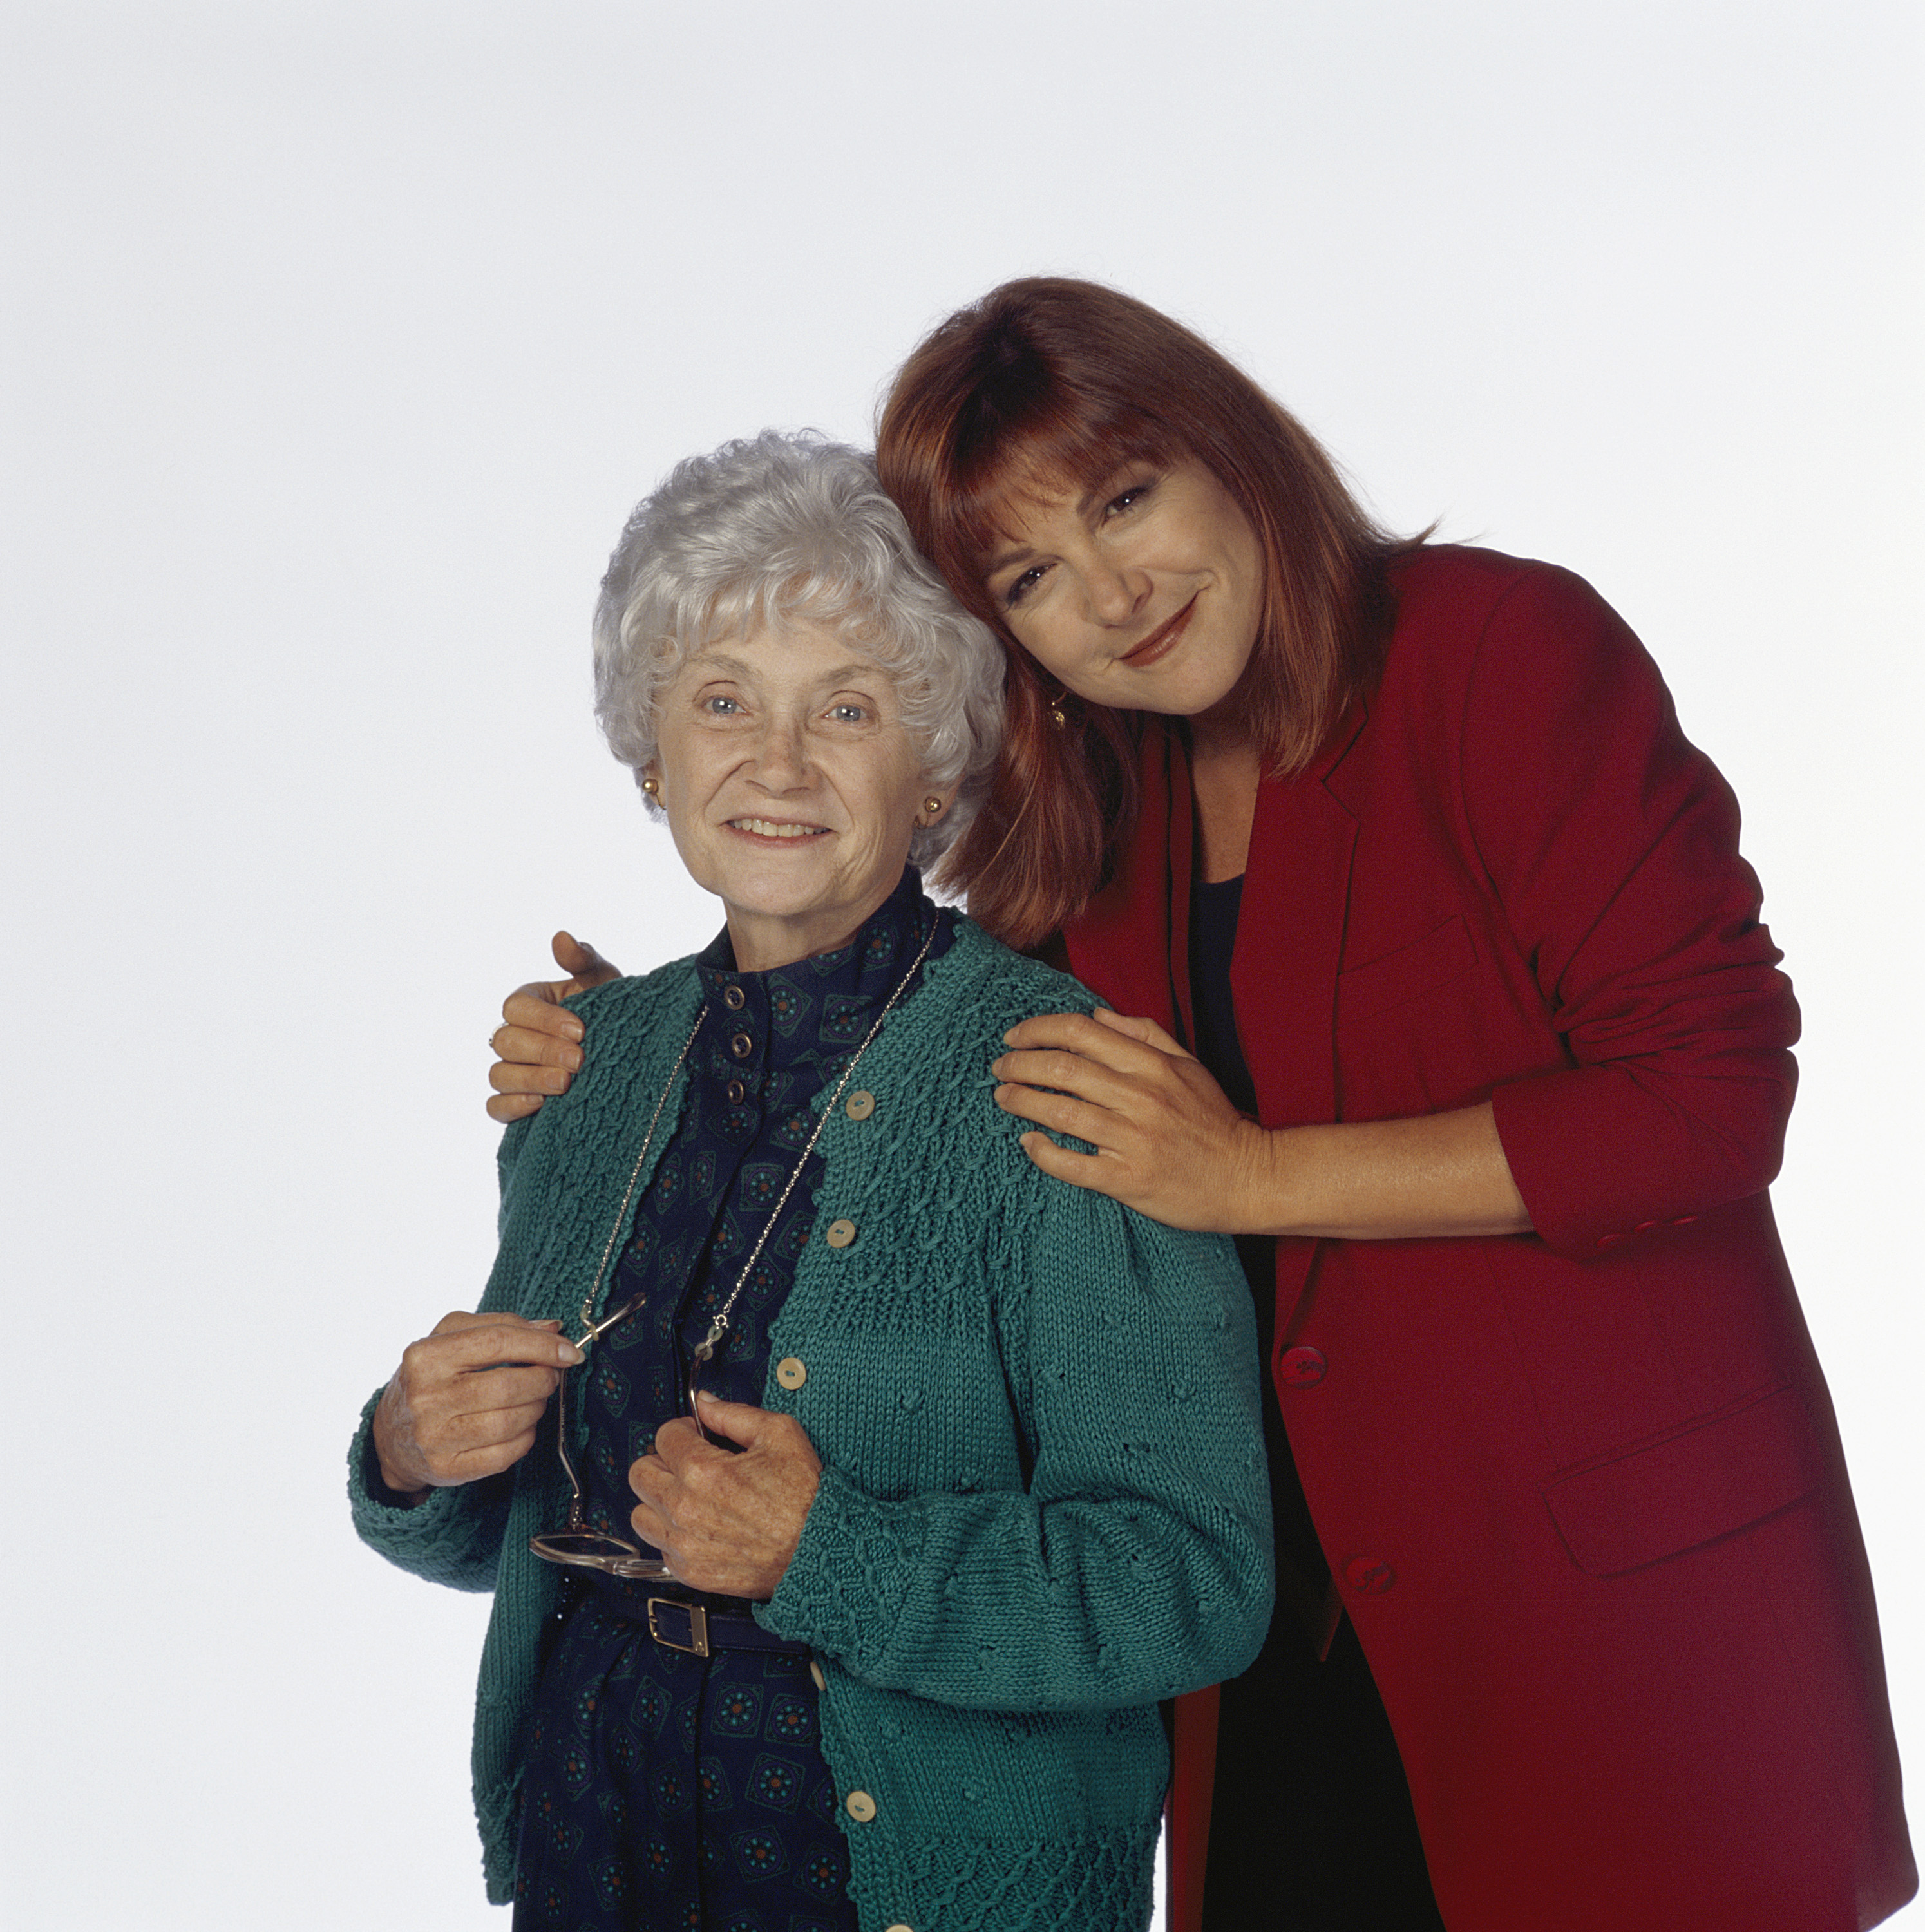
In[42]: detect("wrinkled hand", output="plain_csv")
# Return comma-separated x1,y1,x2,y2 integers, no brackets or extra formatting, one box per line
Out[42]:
370,1312,582,1497
991,1007,1272,1232
628,1394,821,1599
486,931,620,1123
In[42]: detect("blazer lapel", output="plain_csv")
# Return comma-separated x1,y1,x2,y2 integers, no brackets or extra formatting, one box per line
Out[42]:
1233,705,1365,1338
1234,706,1363,1131
1060,707,1365,1342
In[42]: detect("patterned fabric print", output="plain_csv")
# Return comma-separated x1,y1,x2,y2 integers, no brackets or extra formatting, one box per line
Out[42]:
514,1598,853,1932
515,869,954,1930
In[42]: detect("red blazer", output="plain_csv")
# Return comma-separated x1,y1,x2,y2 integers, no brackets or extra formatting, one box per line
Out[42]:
1062,549,1915,1931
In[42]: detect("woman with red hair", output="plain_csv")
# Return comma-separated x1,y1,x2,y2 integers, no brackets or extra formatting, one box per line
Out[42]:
491,279,1914,1932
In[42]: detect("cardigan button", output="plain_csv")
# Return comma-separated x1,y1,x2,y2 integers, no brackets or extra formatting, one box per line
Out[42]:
776,1357,808,1390
825,1219,857,1249
844,1790,877,1823
1343,1555,1396,1595
729,1032,754,1060
721,984,746,1010
809,1658,826,1691
845,1089,876,1120
1279,1346,1326,1388
726,1078,746,1103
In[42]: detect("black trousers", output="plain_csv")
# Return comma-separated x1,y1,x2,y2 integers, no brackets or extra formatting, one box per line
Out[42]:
1194,1218,1446,1929
1201,1609,1446,1930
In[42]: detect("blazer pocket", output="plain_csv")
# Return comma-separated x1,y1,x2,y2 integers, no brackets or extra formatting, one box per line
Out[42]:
1541,1383,1819,1577
1337,915,1479,1023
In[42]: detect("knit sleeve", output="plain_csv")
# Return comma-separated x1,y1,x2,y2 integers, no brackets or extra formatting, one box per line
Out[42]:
345,1076,546,1594
346,1388,513,1593
761,1184,1273,1710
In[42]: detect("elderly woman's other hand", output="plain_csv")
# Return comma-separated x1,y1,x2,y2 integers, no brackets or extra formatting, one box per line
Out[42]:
485,931,621,1123
371,1312,583,1498
628,1394,822,1598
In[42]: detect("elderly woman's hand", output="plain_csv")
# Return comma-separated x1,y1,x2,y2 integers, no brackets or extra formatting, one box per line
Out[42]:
370,1312,583,1498
485,931,621,1123
628,1394,822,1598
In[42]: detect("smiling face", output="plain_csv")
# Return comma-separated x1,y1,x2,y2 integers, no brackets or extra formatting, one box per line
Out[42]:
981,459,1267,728
647,619,942,972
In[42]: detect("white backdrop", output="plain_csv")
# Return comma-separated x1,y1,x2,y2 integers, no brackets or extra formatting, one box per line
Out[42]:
3,3,1919,1926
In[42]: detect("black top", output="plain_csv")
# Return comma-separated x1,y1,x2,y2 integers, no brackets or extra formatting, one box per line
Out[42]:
1187,871,1332,1637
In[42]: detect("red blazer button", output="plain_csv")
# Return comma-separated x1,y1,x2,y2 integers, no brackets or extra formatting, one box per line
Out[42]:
1279,1346,1327,1388
1343,1555,1396,1595
1595,1231,1624,1250
1633,1220,1658,1235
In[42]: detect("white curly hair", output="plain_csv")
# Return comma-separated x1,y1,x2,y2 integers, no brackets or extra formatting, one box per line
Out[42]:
592,431,1005,866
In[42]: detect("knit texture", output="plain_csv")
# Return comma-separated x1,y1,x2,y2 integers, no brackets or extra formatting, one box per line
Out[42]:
349,918,1273,1929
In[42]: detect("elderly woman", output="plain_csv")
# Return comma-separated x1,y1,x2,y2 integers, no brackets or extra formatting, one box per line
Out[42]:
351,430,1273,1932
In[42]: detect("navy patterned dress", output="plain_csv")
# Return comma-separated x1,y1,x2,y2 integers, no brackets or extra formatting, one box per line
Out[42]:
513,869,954,1932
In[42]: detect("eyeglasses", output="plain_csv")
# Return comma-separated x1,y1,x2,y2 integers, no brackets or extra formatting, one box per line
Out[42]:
527,1294,739,1579
526,1291,681,1580
527,1007,709,1584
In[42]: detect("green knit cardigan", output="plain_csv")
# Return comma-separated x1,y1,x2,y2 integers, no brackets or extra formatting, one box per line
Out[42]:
350,918,1273,1931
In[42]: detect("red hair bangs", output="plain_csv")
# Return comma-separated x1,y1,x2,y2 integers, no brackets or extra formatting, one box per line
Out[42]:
879,278,1405,948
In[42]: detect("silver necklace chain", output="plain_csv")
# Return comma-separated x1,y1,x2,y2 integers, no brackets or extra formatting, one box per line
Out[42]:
574,1007,708,1341
571,919,936,1360
693,919,935,1367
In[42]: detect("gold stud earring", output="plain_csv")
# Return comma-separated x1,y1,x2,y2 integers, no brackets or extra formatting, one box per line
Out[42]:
923,796,944,818
641,775,660,797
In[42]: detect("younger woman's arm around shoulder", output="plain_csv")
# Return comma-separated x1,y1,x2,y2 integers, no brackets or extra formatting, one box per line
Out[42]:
994,1007,1531,1239
485,931,620,1123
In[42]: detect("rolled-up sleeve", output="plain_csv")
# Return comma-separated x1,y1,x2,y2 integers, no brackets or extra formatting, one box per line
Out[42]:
1468,567,1800,1259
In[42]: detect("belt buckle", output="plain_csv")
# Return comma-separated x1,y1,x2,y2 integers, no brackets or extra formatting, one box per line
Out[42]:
645,1597,711,1657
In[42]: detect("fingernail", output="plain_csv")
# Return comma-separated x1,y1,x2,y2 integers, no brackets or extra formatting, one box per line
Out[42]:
544,1070,568,1093
1002,1028,1018,1045
565,1020,584,1041
556,1341,583,1366
565,1046,584,1070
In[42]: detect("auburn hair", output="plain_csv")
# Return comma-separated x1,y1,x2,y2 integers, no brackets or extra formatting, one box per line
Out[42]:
877,277,1408,948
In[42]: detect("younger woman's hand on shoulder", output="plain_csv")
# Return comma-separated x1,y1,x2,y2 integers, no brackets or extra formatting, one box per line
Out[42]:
991,1007,1271,1232
486,930,620,1122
